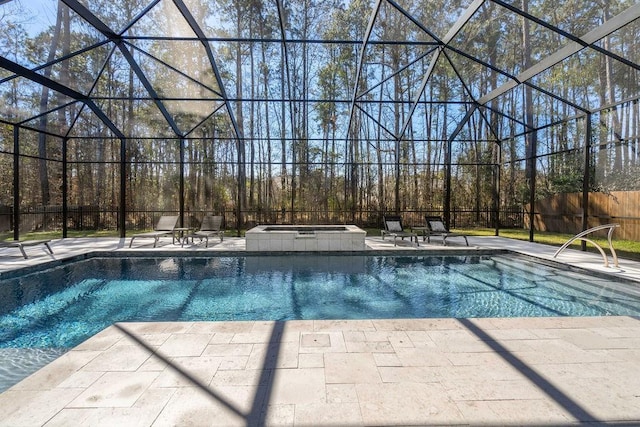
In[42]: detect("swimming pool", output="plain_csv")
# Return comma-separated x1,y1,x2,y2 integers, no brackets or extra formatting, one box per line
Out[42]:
1,254,640,391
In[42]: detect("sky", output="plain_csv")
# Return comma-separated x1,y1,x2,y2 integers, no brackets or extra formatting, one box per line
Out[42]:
1,0,58,36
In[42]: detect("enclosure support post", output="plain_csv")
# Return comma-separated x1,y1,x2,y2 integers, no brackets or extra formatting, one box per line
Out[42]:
581,113,592,251
444,139,452,228
180,138,185,228
13,126,19,241
62,137,68,238
395,138,401,214
527,131,537,243
291,141,296,225
119,137,126,238
493,141,501,236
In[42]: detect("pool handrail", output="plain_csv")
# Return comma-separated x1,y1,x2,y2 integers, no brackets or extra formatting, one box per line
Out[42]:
553,223,620,268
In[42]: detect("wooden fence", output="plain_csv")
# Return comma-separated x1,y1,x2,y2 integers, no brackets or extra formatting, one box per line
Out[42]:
527,191,640,240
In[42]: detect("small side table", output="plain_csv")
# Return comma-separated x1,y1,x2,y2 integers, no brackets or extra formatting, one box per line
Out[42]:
410,226,429,242
173,228,191,246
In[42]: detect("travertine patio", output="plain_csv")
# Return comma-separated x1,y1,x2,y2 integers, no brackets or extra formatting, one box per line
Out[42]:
0,236,639,426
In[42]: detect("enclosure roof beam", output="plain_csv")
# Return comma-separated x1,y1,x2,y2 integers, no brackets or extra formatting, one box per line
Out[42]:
355,104,399,141
17,101,77,127
131,44,223,98
440,48,505,141
276,0,296,143
63,0,183,137
0,55,124,139
0,39,112,86
490,0,640,73
61,0,118,38
119,0,162,36
358,48,437,100
123,35,440,46
345,0,384,142
448,104,478,145
445,43,588,116
385,0,444,44
117,44,183,136
479,103,528,129
184,103,227,138
395,0,484,141
407,0,602,118
442,0,485,45
173,0,243,141
84,96,475,105
479,2,640,106
396,47,443,141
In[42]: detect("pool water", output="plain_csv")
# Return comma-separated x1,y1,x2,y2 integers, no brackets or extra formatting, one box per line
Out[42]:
3,254,640,349
1,254,639,391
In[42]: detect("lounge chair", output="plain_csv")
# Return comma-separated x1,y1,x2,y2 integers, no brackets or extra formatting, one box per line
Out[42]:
129,215,179,248
381,215,419,246
0,239,53,259
185,215,224,247
424,216,469,246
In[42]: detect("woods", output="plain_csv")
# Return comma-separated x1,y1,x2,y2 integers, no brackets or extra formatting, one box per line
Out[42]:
0,0,639,235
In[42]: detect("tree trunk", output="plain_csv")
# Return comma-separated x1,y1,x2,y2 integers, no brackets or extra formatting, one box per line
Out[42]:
249,18,256,211
37,2,65,206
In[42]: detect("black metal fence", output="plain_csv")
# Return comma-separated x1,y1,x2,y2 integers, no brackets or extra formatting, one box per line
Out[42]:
1,205,527,235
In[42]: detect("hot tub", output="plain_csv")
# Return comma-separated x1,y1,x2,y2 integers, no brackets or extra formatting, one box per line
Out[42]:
245,224,367,251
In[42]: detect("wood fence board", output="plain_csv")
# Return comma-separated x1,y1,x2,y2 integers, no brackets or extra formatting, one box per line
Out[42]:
527,191,640,241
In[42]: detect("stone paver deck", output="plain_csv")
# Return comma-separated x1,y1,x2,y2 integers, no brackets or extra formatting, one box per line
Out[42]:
1,235,639,425
1,317,639,426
